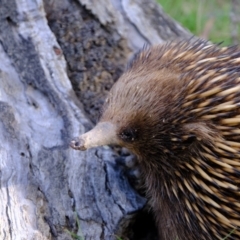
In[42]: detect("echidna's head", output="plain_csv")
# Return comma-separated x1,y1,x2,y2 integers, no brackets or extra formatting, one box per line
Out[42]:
70,43,214,162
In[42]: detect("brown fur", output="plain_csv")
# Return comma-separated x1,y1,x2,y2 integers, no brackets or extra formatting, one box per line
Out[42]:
90,39,240,239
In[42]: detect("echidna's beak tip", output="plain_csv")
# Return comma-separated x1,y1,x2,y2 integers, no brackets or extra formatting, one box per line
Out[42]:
70,137,87,151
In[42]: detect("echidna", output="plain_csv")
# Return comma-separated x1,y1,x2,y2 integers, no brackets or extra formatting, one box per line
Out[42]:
70,39,240,240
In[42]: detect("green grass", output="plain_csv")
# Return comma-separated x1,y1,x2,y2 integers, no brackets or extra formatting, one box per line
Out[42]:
222,228,236,240
115,236,123,240
157,0,233,45
65,213,84,240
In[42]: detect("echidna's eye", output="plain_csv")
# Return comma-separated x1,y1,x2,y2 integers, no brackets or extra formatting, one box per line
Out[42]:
120,128,137,142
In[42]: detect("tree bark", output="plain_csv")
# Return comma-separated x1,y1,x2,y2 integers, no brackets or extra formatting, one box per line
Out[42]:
0,0,190,239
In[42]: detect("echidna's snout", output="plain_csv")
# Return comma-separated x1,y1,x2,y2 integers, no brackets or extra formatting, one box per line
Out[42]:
70,137,87,151
70,122,118,151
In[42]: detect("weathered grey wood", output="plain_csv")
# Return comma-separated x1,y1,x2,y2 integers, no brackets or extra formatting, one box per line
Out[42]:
0,0,190,239
79,0,190,49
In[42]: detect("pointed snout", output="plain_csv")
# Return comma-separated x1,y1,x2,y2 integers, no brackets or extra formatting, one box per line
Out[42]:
70,122,118,151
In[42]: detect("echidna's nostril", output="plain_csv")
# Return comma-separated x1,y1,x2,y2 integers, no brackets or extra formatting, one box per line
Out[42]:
70,138,86,151
74,141,80,147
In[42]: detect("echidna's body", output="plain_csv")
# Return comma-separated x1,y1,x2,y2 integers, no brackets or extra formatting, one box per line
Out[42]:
71,39,240,239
